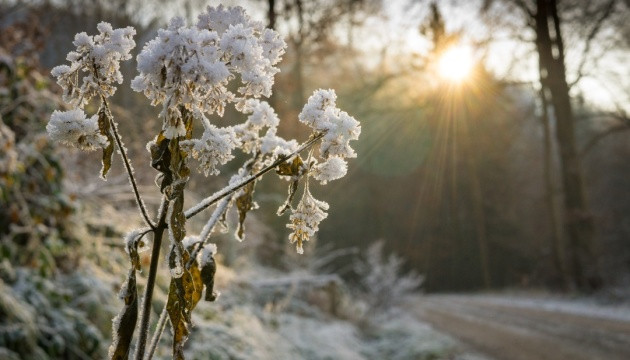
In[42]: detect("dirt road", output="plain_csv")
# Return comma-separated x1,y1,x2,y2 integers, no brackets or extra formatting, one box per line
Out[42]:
409,295,630,360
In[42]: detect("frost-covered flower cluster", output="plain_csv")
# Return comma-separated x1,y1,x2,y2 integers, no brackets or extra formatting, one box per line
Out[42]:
299,89,361,183
47,109,108,151
47,22,134,152
233,99,298,159
48,5,361,360
131,5,285,138
180,124,239,176
311,156,348,184
287,185,329,254
276,89,360,251
51,22,136,108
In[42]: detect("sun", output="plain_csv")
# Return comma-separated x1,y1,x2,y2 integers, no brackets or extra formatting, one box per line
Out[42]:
437,44,474,83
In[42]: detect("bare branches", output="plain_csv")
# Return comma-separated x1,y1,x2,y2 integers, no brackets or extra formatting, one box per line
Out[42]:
580,112,630,156
513,0,536,21
568,0,617,89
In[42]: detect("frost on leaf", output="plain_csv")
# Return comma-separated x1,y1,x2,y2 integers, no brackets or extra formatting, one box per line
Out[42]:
47,109,108,151
166,249,203,360
276,155,307,215
234,180,258,241
97,107,116,178
197,244,219,301
287,184,329,254
108,269,138,360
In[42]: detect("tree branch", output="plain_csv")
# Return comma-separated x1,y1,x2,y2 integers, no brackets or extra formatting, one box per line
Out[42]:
580,114,630,156
568,0,617,89
513,0,536,21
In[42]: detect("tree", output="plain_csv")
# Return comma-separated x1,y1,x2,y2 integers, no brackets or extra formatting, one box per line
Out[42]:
481,0,630,291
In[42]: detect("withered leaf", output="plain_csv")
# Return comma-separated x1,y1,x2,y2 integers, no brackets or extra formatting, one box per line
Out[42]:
169,182,187,243
166,250,203,360
276,155,304,177
98,107,115,179
108,269,138,360
277,179,299,216
149,132,173,192
199,253,218,302
235,180,257,240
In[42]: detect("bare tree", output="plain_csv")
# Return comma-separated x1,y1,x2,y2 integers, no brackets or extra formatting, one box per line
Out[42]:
482,0,630,290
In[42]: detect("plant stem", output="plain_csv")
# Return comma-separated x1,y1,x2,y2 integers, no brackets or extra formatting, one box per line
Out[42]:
186,196,232,270
101,97,156,230
184,132,324,219
134,197,169,360
145,305,168,360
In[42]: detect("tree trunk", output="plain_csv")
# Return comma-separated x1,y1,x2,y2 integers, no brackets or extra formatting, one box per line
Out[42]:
538,86,570,289
461,107,492,289
534,0,600,291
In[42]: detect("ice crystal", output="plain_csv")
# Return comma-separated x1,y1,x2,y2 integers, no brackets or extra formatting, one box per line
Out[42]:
47,109,108,151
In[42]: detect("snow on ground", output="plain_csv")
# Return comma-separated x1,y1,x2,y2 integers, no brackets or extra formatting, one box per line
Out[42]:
471,292,630,322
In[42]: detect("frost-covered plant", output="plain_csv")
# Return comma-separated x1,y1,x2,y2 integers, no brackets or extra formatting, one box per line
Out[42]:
48,5,360,360
355,241,423,313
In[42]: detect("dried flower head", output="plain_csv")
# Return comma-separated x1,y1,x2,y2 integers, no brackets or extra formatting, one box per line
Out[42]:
51,22,136,108
287,185,329,254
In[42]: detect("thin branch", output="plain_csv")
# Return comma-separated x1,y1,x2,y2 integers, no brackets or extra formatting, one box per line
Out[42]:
513,0,536,21
134,196,169,360
145,305,168,360
568,0,617,89
184,132,325,220
580,116,630,156
101,97,156,230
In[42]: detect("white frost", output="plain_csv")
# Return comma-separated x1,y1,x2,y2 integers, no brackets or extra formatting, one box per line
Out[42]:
47,109,108,151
